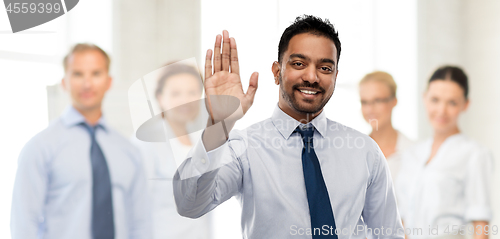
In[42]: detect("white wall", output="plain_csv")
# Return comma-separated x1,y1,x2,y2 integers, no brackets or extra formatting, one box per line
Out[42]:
107,0,201,137
462,0,500,235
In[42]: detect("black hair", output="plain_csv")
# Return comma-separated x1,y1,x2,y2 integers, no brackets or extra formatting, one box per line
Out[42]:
428,66,469,99
278,15,341,68
155,63,203,99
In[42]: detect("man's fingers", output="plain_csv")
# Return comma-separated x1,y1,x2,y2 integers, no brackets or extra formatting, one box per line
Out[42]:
230,37,239,75
245,72,259,105
221,30,231,72
204,49,213,81
213,34,222,72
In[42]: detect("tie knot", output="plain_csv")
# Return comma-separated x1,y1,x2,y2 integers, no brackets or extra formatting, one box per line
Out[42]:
80,122,99,138
294,125,314,144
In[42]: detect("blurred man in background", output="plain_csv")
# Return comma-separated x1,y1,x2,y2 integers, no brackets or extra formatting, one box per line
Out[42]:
10,43,151,239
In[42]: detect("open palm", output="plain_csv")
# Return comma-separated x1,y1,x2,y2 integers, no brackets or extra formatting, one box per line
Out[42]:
204,30,259,124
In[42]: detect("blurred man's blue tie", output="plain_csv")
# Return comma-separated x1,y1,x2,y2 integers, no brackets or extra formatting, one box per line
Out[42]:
82,123,115,239
295,125,337,238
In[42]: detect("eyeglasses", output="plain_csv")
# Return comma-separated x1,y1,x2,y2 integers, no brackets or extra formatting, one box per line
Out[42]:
360,96,394,106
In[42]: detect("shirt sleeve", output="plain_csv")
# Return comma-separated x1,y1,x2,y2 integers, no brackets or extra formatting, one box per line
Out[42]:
127,147,153,239
10,137,49,239
173,123,246,219
362,143,405,239
464,146,494,222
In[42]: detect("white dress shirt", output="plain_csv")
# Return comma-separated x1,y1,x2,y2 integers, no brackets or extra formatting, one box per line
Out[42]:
396,133,494,238
131,116,213,239
386,131,414,182
10,106,151,239
173,104,404,239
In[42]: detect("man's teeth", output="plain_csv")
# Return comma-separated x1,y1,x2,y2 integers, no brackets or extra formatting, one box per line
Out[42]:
299,89,318,95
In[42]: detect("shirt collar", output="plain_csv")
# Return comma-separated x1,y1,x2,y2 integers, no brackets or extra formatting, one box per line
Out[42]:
271,103,327,140
60,105,108,132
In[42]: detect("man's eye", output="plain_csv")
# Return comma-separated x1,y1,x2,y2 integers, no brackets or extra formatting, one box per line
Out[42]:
321,66,332,72
293,62,304,67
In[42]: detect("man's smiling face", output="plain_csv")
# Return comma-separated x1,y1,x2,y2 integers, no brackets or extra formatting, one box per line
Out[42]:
273,33,338,120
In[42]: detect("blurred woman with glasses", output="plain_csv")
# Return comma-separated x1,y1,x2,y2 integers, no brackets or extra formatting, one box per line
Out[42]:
359,71,414,180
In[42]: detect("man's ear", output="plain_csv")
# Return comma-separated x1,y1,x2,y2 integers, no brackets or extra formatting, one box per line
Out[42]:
61,77,67,91
106,75,113,91
272,61,280,85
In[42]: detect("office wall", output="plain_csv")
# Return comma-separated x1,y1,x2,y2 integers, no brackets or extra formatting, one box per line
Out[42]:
462,0,500,234
112,0,201,137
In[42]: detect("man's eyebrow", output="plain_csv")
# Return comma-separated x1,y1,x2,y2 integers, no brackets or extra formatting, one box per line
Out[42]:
289,53,310,61
319,58,335,66
289,54,336,67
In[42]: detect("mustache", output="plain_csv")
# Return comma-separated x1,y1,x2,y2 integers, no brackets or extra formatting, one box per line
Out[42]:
292,82,325,93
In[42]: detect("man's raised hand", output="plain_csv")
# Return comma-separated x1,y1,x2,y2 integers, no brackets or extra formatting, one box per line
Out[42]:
204,30,259,124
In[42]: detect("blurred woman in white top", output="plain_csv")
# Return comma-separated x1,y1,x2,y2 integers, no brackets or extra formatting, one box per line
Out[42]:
396,66,494,239
131,63,213,239
359,71,413,180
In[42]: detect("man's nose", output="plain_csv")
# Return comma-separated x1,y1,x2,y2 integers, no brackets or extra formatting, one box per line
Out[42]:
82,75,93,88
363,102,375,110
302,66,319,84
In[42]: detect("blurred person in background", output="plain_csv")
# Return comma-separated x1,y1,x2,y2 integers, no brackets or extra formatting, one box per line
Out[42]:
131,63,213,239
10,43,151,239
396,66,494,239
359,71,413,180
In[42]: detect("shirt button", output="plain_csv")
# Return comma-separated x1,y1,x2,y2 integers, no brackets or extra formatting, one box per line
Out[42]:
201,158,206,164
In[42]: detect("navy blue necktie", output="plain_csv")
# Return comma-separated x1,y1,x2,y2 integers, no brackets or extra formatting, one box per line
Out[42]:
82,123,115,239
295,125,337,238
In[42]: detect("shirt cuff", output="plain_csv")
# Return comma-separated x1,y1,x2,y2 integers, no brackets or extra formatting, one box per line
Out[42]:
465,205,492,222
178,122,234,180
